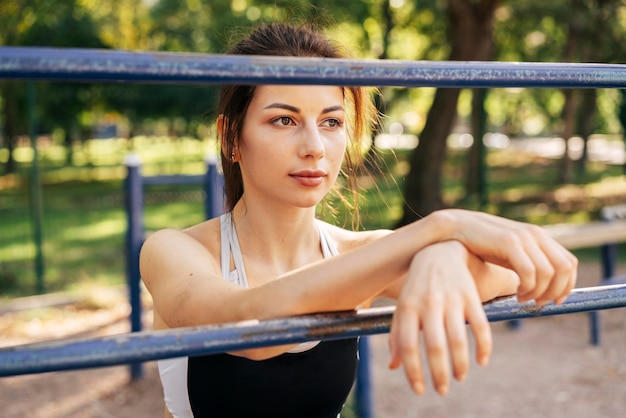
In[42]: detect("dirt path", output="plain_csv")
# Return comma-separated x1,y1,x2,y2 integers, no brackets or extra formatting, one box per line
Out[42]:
1,263,625,417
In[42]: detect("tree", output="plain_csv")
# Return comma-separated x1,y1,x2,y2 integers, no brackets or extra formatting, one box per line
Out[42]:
493,1,625,183
398,0,501,224
620,90,626,174
0,0,107,172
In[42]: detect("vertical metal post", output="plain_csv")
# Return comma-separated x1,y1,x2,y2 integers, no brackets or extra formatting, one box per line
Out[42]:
355,336,374,418
124,153,144,379
589,207,619,345
600,243,617,281
204,154,225,220
475,88,488,211
28,82,45,293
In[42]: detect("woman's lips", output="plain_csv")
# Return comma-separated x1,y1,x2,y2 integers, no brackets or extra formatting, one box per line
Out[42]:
289,170,326,187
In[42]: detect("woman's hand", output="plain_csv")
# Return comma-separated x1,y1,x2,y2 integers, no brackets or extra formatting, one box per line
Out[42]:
435,209,578,306
388,241,491,396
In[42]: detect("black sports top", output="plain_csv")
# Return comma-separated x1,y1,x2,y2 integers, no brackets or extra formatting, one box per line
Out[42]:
187,337,358,417
158,213,358,417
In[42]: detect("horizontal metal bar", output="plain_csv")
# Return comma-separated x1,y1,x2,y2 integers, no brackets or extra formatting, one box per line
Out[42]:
141,174,205,186
1,47,625,88
0,284,625,377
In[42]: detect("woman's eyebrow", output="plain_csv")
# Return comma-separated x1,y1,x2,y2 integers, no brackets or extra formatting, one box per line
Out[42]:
321,105,344,114
264,103,300,113
263,103,344,114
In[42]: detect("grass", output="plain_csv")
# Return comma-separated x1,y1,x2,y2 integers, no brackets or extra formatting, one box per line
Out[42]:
1,136,625,297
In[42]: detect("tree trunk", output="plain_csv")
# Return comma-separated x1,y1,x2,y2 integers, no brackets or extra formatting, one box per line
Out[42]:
398,0,500,225
559,89,577,184
619,90,626,175
558,0,583,184
1,84,18,175
364,0,393,173
465,88,488,208
574,89,597,178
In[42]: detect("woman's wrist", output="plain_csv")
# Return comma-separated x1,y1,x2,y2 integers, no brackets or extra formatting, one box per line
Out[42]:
412,209,458,245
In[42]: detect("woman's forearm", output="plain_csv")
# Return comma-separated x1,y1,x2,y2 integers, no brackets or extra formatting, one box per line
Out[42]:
239,211,454,320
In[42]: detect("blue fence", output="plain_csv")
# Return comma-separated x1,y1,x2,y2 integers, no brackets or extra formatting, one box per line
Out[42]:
1,284,626,378
2,47,626,418
124,152,224,379
589,205,626,345
2,47,626,88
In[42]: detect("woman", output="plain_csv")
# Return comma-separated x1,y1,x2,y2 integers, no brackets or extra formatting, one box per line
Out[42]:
140,23,577,418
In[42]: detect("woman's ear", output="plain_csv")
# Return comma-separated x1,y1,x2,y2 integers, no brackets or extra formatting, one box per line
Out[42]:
217,114,239,162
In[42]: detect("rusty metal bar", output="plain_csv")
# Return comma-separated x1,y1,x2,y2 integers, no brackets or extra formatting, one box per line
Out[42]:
1,47,626,88
0,284,625,377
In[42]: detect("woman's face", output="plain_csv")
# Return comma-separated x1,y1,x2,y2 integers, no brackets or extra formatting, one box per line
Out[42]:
237,84,347,209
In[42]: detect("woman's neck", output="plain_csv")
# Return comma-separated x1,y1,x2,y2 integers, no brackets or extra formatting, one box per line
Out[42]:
230,199,322,270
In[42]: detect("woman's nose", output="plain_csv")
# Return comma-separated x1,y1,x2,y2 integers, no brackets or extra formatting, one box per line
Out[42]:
299,125,325,159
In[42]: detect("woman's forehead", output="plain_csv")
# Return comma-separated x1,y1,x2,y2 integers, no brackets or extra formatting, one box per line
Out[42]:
251,85,345,108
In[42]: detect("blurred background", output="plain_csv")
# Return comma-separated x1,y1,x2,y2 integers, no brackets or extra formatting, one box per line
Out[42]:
1,1,626,417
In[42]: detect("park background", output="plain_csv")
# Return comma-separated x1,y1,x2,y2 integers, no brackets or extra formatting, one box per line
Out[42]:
1,1,626,417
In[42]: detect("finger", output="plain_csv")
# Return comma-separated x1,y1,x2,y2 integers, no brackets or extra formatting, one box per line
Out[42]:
516,238,555,304
527,230,578,303
555,265,578,305
538,251,578,305
421,293,450,396
466,293,492,367
444,294,470,383
391,300,426,395
388,312,401,370
498,232,537,299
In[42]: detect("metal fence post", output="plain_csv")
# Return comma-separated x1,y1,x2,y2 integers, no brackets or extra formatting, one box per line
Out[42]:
589,205,623,345
27,82,45,294
124,153,144,379
355,336,374,418
204,154,225,220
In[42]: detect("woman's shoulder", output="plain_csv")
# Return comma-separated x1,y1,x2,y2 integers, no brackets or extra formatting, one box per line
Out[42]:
143,217,222,257
319,221,393,253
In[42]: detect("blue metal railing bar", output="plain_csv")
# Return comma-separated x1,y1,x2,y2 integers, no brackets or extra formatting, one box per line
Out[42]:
1,284,625,378
1,47,626,88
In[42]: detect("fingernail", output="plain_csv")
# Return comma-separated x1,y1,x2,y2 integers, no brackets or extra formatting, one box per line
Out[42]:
479,355,489,366
412,381,424,395
436,384,449,396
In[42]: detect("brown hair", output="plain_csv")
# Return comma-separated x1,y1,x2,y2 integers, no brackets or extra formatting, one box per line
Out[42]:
217,23,376,225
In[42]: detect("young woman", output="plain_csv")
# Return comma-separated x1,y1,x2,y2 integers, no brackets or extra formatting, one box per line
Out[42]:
140,23,578,418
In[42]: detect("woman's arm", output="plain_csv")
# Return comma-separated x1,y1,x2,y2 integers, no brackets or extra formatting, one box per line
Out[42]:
140,210,450,330
385,228,576,397
141,209,576,362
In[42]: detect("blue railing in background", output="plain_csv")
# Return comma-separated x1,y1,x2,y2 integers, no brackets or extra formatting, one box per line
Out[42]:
1,47,626,88
124,153,224,379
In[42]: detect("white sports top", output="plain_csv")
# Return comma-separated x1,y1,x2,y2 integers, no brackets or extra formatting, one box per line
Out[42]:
157,213,339,418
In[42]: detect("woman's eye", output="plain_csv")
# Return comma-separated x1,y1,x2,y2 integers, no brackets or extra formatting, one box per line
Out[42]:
273,116,294,126
323,118,343,128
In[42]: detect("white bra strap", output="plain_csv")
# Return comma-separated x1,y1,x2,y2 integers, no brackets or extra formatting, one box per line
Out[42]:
220,212,249,287
317,220,339,257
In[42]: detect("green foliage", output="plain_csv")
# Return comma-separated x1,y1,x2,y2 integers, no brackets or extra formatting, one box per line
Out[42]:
491,0,626,136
